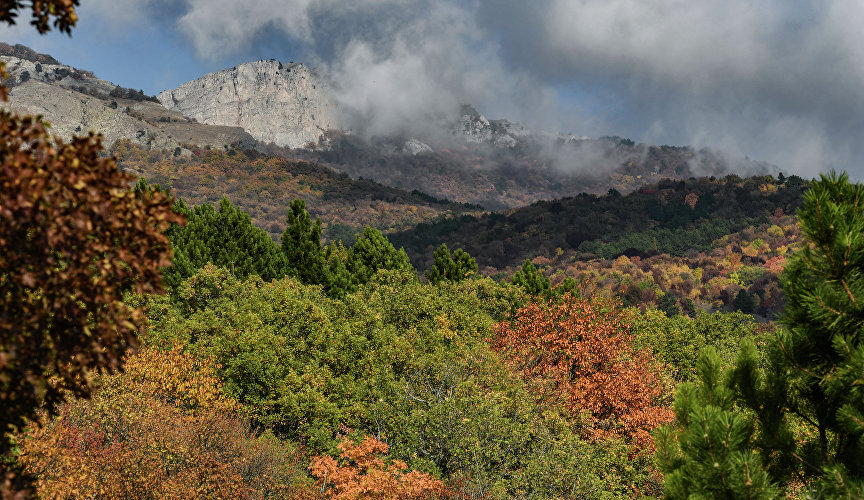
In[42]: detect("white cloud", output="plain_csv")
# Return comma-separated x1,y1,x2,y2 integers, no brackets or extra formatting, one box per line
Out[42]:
25,0,864,175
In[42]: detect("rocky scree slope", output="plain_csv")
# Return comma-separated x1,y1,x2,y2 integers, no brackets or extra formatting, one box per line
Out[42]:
0,48,254,151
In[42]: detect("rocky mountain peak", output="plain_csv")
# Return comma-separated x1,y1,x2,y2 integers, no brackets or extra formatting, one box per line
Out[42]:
158,59,343,149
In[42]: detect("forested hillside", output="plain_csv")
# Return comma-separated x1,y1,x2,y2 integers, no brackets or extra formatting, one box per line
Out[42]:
392,173,808,271
9,112,864,497
543,213,802,320
5,3,864,498
114,141,481,242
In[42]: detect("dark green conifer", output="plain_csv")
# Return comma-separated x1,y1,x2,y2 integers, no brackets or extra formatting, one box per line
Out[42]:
734,171,864,492
346,226,414,286
656,348,778,499
281,199,328,287
511,259,551,297
657,293,681,317
731,289,754,314
425,243,478,284
658,172,864,496
322,242,354,298
164,197,289,290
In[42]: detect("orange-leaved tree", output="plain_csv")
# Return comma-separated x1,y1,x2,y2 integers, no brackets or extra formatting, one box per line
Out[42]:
491,294,673,452
17,346,312,498
310,436,448,499
0,1,182,494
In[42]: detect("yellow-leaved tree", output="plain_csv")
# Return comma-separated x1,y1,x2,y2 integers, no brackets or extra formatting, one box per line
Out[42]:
0,1,183,494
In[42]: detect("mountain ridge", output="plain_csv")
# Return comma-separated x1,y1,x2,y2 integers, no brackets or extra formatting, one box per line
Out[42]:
1,43,782,212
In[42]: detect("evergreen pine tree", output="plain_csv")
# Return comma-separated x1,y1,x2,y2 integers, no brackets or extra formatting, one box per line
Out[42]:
163,197,289,290
322,241,354,299
657,293,681,317
658,172,864,496
425,243,478,284
281,199,328,286
732,289,754,314
733,171,864,493
656,348,778,499
346,226,414,286
511,259,551,297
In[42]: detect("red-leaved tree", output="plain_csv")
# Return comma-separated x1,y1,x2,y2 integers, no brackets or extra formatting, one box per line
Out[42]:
492,294,673,452
310,436,448,499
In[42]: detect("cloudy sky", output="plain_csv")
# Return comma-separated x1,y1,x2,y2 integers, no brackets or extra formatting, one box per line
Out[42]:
1,0,862,177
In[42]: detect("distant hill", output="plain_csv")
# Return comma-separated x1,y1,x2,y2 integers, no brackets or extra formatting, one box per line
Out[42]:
390,174,809,271
508,213,803,320
0,49,255,151
283,133,778,210
114,141,481,242
1,44,787,219
157,57,780,211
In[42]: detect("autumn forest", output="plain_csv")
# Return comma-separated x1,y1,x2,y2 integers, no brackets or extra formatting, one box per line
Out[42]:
3,2,864,499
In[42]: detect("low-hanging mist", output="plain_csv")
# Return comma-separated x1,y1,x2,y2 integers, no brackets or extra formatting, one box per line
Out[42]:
6,0,863,177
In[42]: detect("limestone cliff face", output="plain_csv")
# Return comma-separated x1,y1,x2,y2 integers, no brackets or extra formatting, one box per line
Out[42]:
158,60,342,149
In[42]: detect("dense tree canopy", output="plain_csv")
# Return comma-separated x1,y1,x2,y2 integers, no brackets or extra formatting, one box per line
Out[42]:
658,172,864,497
18,346,309,498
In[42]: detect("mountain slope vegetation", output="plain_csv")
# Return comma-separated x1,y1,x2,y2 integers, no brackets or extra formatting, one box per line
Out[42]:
115,141,481,242
391,174,808,271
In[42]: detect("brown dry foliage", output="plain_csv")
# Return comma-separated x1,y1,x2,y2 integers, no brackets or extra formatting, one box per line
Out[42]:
491,295,673,452
0,112,182,450
0,113,181,497
310,436,448,499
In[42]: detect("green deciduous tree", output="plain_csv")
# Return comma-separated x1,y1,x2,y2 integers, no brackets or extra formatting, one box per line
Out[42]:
425,243,477,284
630,309,764,383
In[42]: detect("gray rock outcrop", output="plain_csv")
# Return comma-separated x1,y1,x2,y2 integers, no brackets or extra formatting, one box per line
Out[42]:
1,55,255,150
401,137,433,155
158,60,342,149
5,80,179,150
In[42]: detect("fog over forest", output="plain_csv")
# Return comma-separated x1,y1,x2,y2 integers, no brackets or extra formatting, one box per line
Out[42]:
2,0,862,177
